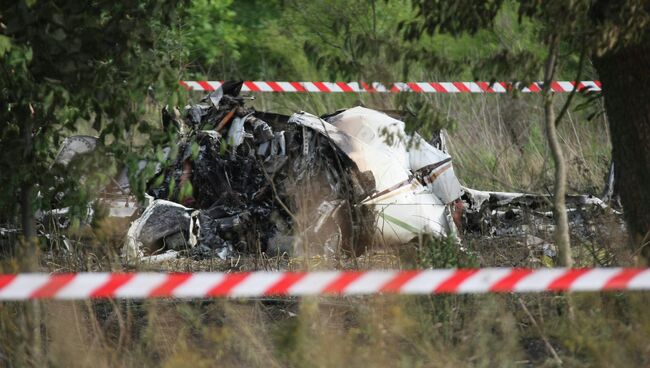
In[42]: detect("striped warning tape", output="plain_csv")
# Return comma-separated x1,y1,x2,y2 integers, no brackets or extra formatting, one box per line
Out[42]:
180,81,602,93
0,268,648,300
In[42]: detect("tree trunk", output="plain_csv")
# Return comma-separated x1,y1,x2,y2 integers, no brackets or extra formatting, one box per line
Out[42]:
21,110,37,269
21,114,36,240
20,185,35,239
545,95,572,267
543,35,572,267
594,39,650,264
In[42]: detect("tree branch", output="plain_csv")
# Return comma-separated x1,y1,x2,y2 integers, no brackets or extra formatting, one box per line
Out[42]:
555,43,587,126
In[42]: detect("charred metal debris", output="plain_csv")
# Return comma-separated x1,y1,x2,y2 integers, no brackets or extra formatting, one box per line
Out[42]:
126,81,379,261
12,81,621,264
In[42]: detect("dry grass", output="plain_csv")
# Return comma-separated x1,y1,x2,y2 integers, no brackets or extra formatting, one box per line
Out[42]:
252,90,611,195
2,91,646,367
2,291,650,367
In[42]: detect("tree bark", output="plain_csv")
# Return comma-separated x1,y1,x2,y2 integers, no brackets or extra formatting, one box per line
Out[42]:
594,38,650,263
545,97,572,267
21,112,36,240
20,185,35,240
543,35,572,267
20,110,37,269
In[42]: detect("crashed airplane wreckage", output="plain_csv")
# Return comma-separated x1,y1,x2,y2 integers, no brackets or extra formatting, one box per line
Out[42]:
117,81,615,262
123,81,465,262
32,81,615,262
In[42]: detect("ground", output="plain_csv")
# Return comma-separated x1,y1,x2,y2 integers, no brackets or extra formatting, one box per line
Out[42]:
2,93,646,367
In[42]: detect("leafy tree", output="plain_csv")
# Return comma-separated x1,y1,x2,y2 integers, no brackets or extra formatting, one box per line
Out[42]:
181,0,245,75
0,1,184,264
180,0,311,80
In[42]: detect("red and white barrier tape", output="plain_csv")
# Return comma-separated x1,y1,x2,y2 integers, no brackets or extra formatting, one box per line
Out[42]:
180,81,602,93
0,268,648,300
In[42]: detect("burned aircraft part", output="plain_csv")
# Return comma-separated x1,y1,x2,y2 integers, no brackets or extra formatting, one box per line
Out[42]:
266,234,300,257
54,135,98,167
325,107,463,201
140,250,181,263
36,204,94,232
290,108,463,246
462,187,611,214
409,134,462,204
134,86,378,260
99,195,140,218
37,134,147,244
124,199,198,260
45,97,456,260
460,186,623,241
162,105,184,132
123,84,467,260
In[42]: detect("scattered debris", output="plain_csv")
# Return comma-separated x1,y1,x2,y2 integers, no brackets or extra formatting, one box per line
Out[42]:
15,81,622,265
123,82,621,263
461,187,620,236
54,135,98,167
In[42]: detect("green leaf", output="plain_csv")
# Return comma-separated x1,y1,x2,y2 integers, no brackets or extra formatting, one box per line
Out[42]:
541,255,555,268
190,141,200,160
179,181,194,202
0,35,12,57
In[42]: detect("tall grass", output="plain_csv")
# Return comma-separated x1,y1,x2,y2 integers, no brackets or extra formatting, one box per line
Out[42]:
252,90,611,195
2,89,641,367
2,292,649,367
